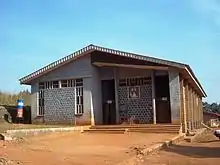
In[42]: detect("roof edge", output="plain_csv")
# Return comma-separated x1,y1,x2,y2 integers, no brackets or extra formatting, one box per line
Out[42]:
184,66,207,97
19,44,207,98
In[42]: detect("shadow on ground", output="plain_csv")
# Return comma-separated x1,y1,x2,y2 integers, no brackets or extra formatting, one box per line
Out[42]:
164,142,220,158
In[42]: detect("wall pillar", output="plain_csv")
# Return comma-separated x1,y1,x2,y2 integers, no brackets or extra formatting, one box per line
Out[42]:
151,71,156,124
31,83,39,123
193,90,197,129
91,66,102,125
185,83,190,131
168,70,181,124
199,96,203,127
197,94,200,128
114,68,120,124
190,87,194,130
180,79,187,133
188,86,192,130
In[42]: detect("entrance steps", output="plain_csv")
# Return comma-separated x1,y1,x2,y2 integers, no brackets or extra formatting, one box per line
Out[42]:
83,124,181,134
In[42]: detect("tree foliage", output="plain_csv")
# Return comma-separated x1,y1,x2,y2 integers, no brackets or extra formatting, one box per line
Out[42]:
203,102,220,114
0,89,31,106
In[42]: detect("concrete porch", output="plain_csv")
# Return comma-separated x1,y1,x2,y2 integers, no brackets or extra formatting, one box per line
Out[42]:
83,124,181,134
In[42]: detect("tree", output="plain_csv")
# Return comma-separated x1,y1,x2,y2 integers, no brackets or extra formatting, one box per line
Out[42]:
203,101,220,114
0,89,31,106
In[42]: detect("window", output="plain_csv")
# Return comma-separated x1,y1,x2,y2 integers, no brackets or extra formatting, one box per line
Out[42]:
119,77,151,87
61,80,68,87
67,79,75,87
45,81,52,89
38,78,84,116
61,79,75,87
76,78,83,86
52,81,59,88
75,79,83,115
39,82,45,90
38,90,45,116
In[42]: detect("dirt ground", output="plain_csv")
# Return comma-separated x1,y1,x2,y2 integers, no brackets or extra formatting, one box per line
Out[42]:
141,131,220,165
0,132,174,165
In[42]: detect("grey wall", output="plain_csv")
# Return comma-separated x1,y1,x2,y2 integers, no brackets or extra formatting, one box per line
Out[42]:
168,69,181,124
98,67,152,79
117,68,152,78
30,55,93,125
30,83,38,121
35,55,92,82
91,66,102,124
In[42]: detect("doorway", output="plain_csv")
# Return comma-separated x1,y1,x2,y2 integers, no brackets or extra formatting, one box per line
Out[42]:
101,79,116,125
155,75,171,123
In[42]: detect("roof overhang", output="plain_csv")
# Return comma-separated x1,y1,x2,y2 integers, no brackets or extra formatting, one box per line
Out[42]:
93,62,169,70
19,44,207,97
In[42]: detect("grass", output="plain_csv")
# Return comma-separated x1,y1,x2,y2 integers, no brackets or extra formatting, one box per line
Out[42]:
0,122,72,133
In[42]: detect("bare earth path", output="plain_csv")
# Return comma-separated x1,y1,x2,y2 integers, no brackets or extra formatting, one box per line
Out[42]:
0,132,174,165
141,132,220,165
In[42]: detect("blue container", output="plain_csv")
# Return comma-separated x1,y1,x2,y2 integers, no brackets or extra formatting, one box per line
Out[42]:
17,99,24,109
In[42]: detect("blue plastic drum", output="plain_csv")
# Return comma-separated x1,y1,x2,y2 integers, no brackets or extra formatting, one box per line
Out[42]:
17,99,24,118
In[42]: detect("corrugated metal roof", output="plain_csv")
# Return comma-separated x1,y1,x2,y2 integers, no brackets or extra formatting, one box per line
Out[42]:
19,44,206,96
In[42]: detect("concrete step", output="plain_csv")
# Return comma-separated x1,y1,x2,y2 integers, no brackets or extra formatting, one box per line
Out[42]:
127,129,179,134
90,125,180,130
83,128,126,134
128,128,180,131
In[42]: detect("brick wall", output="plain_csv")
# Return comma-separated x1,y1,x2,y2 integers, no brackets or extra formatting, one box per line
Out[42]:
118,84,153,124
44,88,91,125
44,88,75,124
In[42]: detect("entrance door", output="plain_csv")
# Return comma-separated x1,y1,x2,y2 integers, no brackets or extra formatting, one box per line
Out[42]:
155,75,171,123
101,79,116,125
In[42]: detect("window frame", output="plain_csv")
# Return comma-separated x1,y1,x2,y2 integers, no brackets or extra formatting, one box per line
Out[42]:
38,78,84,116
74,79,84,115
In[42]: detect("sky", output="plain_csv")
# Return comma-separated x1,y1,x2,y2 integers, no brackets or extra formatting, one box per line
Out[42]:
0,0,219,103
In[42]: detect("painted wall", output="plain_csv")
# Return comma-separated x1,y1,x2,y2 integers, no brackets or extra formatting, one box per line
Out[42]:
91,66,102,124
168,69,181,124
35,55,92,82
117,67,152,78
30,55,93,125
30,83,38,122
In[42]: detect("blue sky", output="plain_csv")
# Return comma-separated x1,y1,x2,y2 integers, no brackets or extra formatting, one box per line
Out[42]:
0,0,219,103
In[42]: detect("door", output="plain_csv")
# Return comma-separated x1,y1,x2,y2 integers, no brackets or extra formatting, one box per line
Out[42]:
101,79,116,125
155,75,171,123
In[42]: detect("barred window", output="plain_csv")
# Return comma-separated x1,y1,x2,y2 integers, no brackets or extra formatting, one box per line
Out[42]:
67,79,75,87
38,90,44,116
52,81,59,88
39,82,45,90
61,79,75,87
38,78,84,116
61,80,68,87
75,79,83,115
45,81,52,89
119,77,151,87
